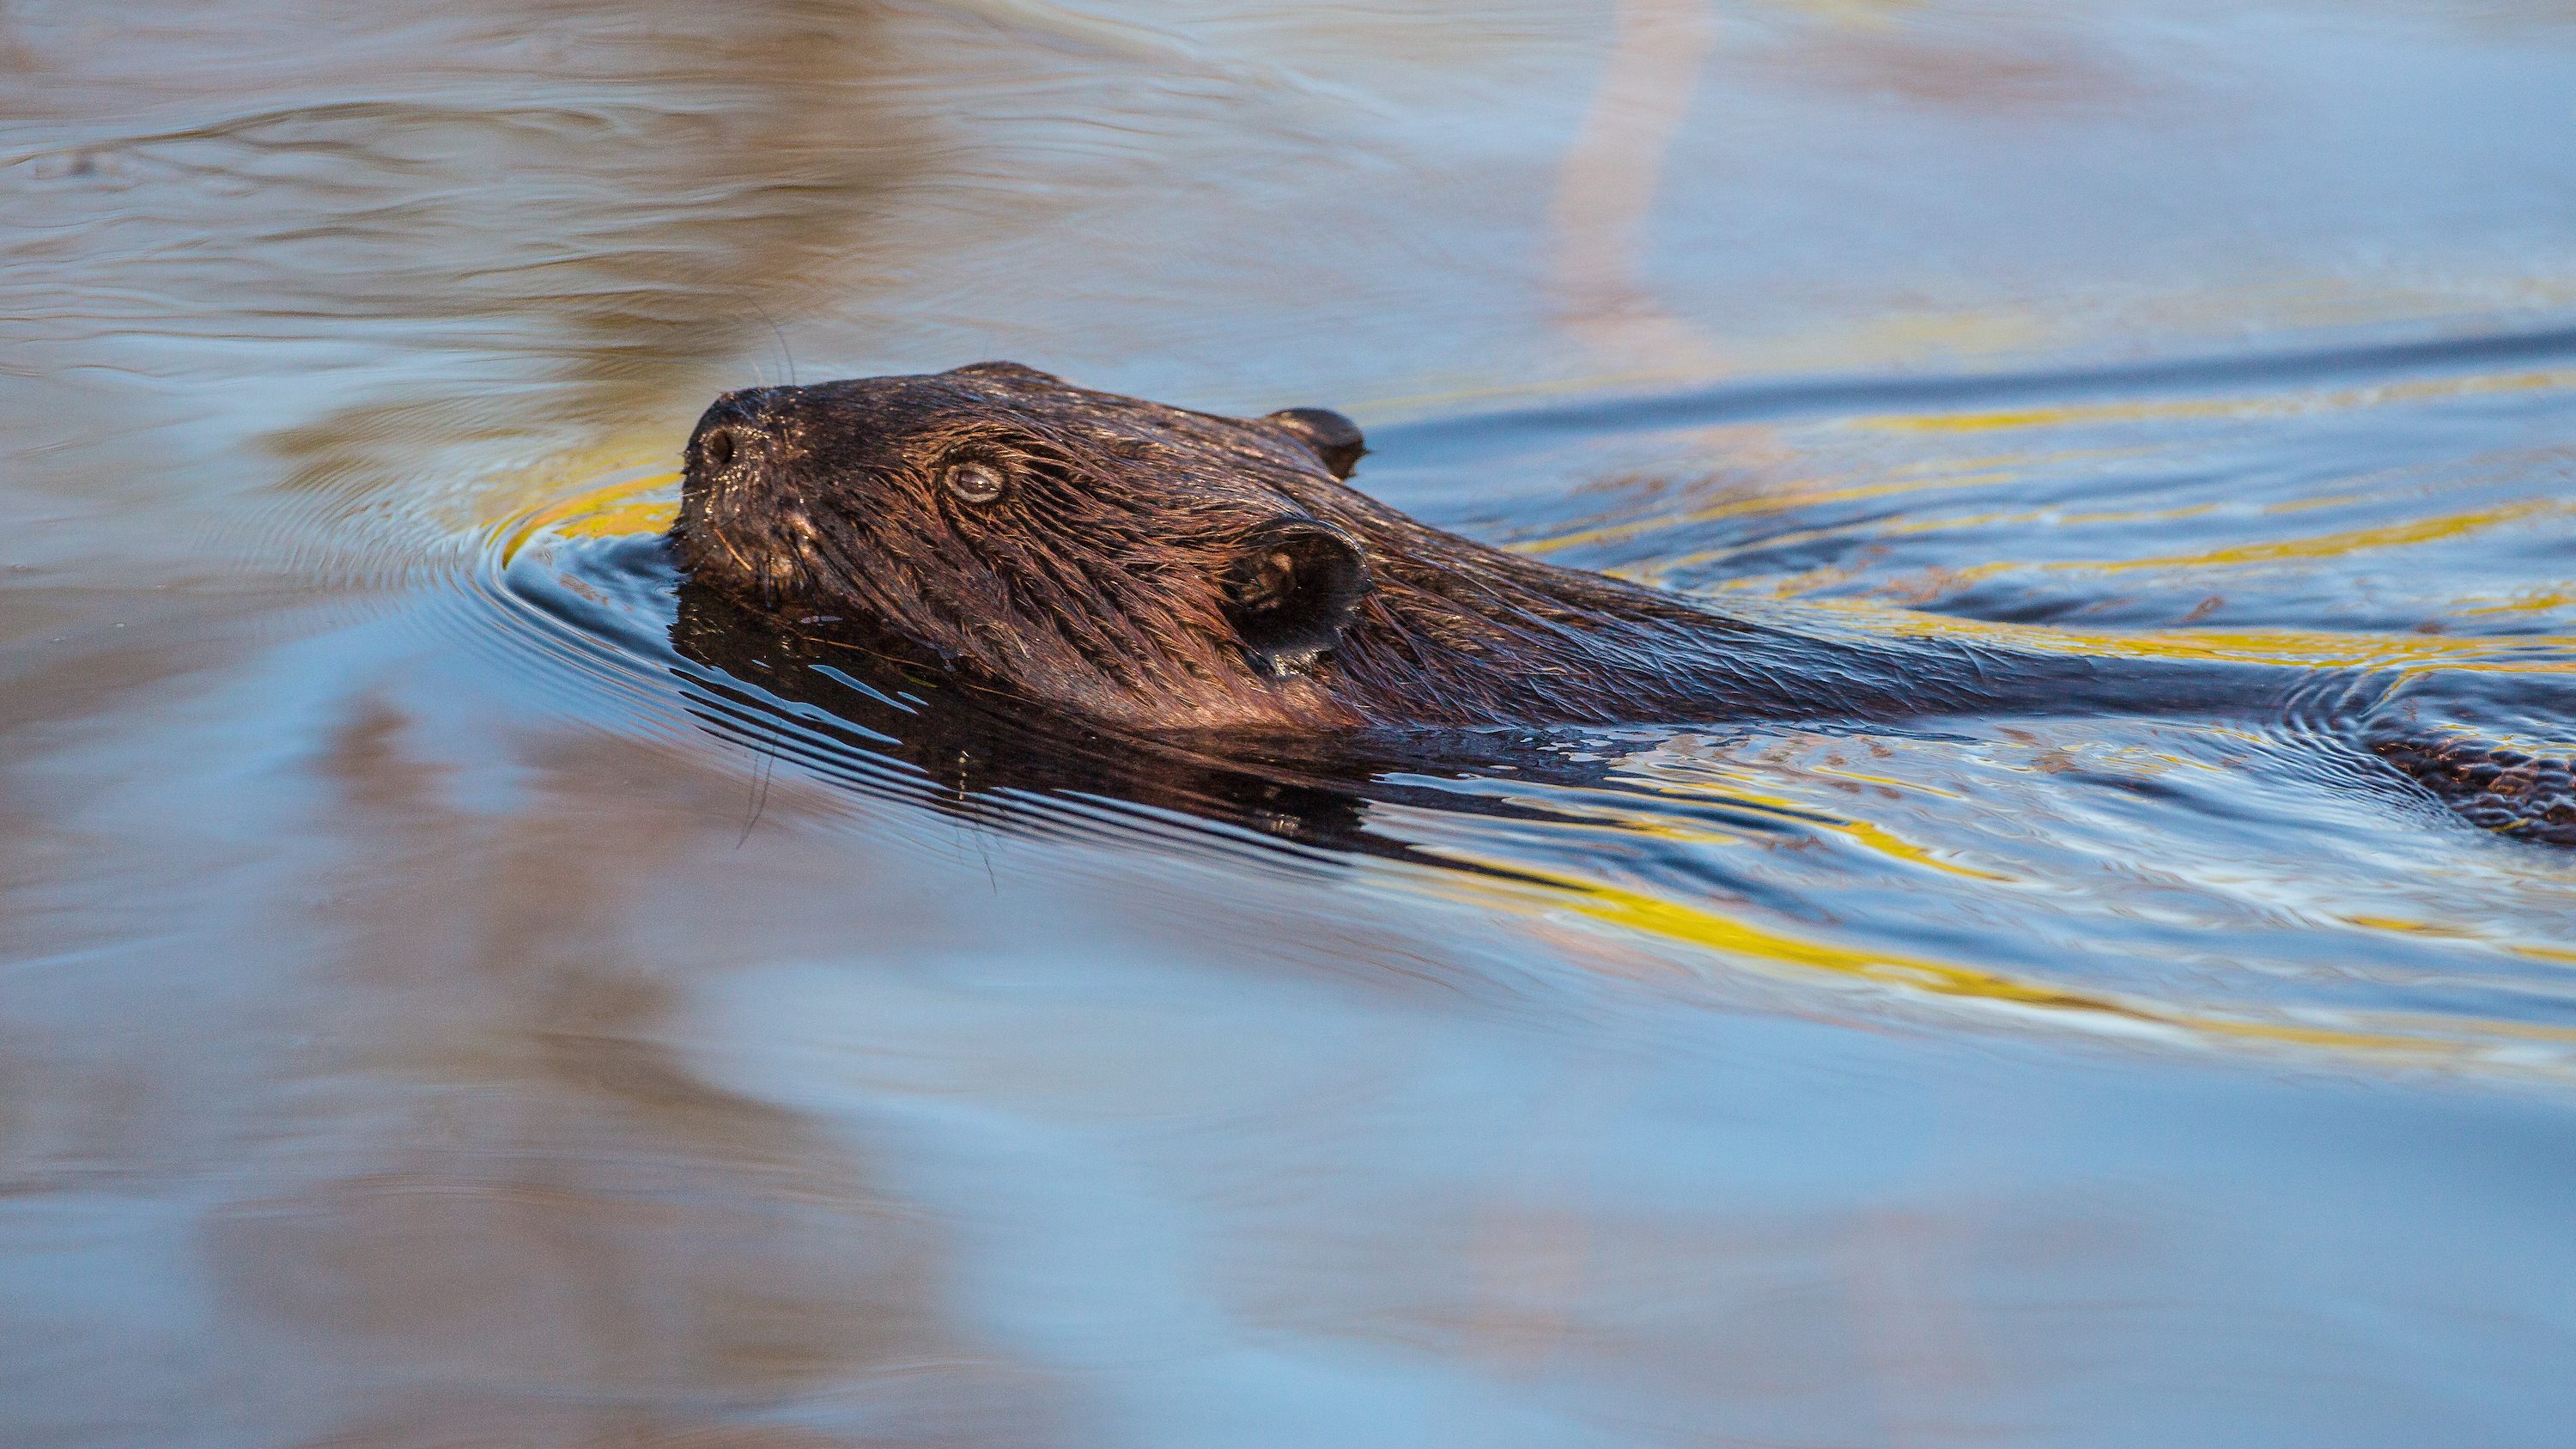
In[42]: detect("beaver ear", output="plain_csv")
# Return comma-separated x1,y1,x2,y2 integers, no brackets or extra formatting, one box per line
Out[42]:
1262,407,1367,479
1223,521,1371,674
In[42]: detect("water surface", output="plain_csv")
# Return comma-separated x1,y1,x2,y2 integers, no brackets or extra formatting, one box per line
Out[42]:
6,2,2576,1445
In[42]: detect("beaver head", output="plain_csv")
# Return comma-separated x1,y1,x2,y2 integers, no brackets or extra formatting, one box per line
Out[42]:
671,362,1381,729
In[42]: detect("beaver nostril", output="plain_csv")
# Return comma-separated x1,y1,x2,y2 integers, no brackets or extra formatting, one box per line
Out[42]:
702,427,738,473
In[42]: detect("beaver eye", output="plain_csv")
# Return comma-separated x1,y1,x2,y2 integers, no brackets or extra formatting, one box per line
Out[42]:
943,460,1008,504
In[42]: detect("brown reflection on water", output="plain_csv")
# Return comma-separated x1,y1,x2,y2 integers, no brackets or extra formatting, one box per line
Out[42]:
1764,2,2148,116
1548,0,1721,370
248,0,920,533
185,701,1044,1444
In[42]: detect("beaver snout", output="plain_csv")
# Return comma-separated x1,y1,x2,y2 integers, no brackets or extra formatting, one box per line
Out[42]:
689,387,794,484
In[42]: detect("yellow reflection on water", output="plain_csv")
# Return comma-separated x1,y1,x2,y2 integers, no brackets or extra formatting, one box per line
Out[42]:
491,461,680,563
1509,446,2145,557
1437,865,2576,1072
1615,762,2013,882
1745,595,2576,674
2075,499,2573,574
1856,367,2576,436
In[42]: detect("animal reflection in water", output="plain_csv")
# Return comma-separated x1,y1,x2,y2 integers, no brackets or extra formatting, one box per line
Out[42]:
669,575,1705,870
666,364,2576,849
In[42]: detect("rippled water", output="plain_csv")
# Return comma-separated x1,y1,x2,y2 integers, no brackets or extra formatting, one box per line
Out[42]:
9,2,2576,1445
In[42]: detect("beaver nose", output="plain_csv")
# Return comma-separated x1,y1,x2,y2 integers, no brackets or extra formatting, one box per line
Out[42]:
696,425,744,473
690,387,785,478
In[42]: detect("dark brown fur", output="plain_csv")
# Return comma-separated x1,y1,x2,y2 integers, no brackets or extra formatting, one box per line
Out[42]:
673,364,2269,731
671,362,2574,845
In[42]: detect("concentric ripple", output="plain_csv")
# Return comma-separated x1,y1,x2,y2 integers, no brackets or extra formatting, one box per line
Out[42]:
449,392,2576,1077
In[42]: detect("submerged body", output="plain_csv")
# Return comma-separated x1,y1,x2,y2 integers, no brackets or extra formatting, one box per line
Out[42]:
671,362,2573,845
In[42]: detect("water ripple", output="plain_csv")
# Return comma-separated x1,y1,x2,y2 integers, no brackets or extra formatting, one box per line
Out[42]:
444,374,2576,1078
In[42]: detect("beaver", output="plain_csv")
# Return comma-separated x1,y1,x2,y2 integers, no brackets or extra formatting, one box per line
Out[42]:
670,361,2576,847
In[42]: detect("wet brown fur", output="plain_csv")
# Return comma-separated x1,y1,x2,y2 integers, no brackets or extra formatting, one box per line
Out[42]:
671,362,2576,846
672,362,2142,734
